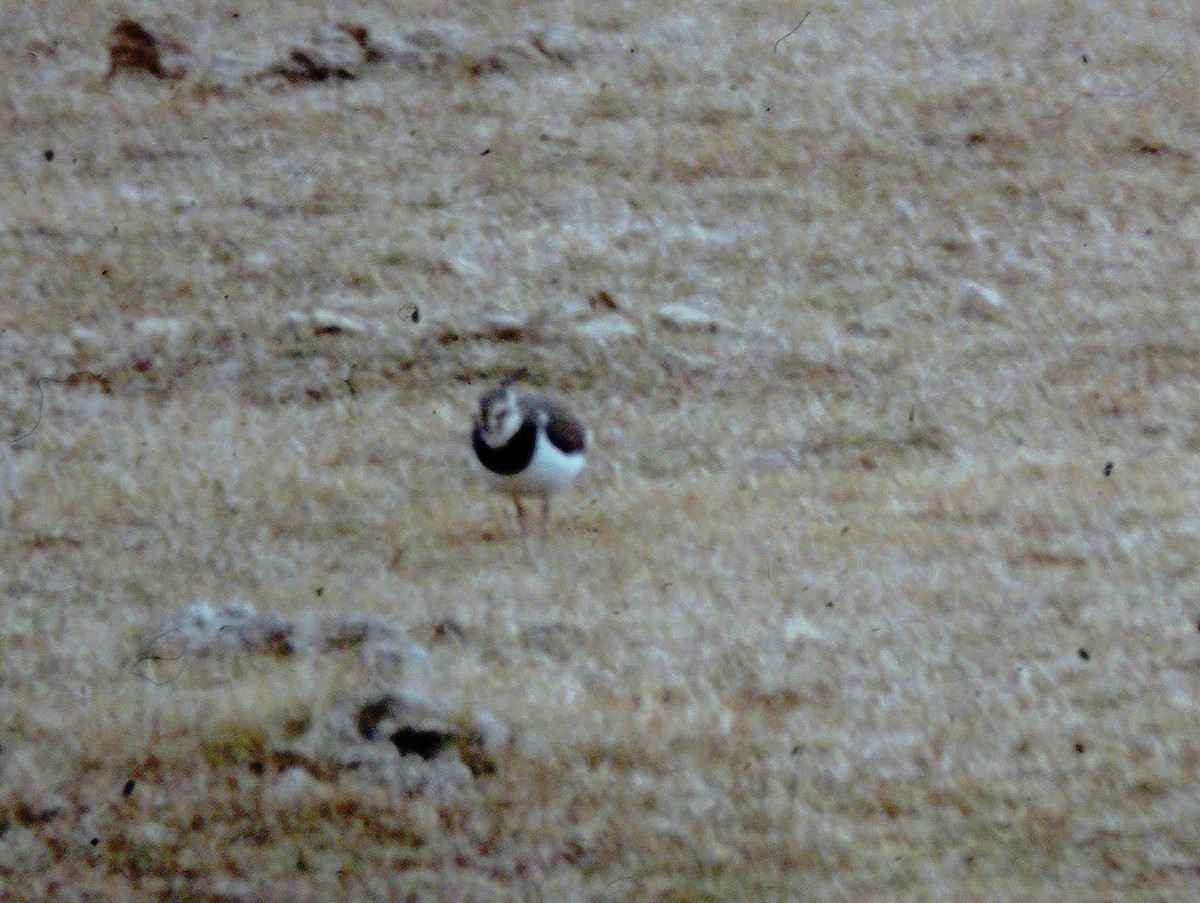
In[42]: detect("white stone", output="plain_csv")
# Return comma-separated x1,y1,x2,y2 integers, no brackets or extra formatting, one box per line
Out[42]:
783,613,823,644
265,768,328,811
958,280,1005,321
281,310,367,340
574,315,639,345
658,303,728,333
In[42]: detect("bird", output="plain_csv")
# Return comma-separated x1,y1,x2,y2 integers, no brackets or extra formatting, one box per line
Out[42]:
471,379,587,555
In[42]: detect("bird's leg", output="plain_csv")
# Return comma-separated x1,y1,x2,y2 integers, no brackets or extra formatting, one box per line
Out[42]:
514,498,533,562
513,498,527,538
540,497,551,542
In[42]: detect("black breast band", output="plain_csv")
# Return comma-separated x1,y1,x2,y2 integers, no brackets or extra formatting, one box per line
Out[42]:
473,419,538,475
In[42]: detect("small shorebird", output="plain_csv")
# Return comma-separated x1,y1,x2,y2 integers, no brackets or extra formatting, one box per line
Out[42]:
471,380,587,555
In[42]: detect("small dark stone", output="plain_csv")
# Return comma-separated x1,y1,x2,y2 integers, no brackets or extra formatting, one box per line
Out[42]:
107,19,186,80
1075,743,1085,754
1078,648,1090,661
588,289,618,311
411,307,420,323
432,618,465,642
122,779,135,797
358,696,495,776
1103,461,1114,477
91,837,100,847
337,23,370,48
388,727,448,760
357,698,392,740
44,149,54,162
480,147,491,156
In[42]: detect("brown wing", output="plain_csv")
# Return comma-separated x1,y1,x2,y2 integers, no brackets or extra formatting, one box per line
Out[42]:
527,395,587,454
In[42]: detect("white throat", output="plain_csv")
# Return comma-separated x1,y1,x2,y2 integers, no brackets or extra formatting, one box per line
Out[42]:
481,389,523,447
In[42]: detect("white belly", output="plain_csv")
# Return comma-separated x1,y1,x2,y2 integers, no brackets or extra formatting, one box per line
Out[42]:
483,430,584,497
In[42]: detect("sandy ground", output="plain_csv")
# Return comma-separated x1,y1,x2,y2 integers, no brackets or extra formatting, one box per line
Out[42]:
2,0,1199,900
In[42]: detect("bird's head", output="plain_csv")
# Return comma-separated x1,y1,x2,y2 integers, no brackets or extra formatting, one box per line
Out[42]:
475,381,523,447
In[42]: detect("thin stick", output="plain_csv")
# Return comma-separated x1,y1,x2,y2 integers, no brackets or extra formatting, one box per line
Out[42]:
773,11,810,54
